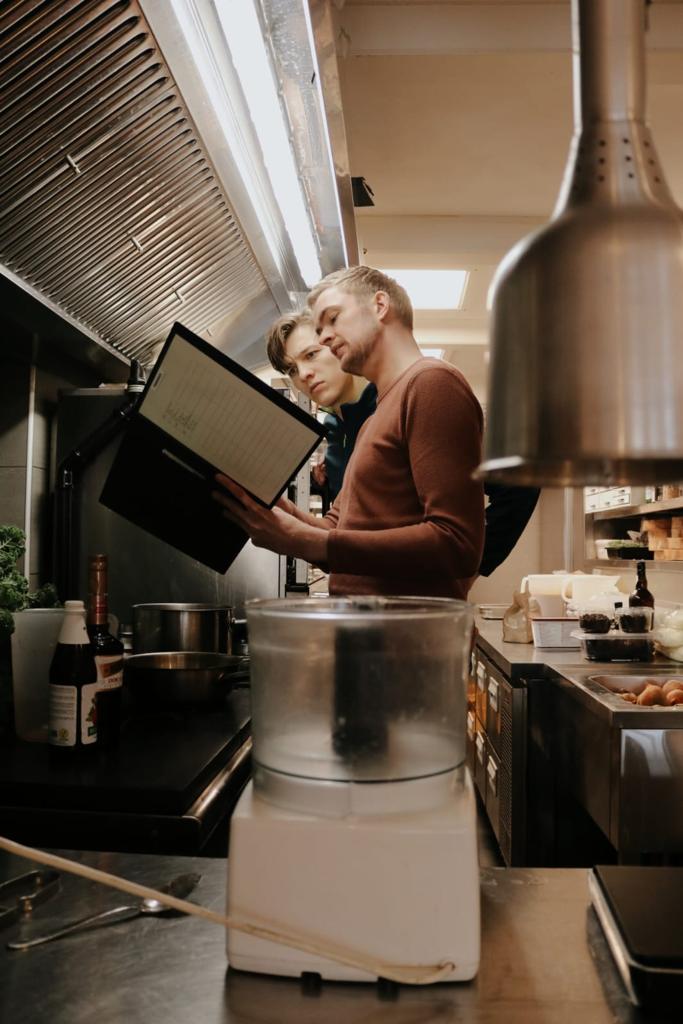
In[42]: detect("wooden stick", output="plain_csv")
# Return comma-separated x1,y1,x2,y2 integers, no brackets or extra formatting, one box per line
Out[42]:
0,835,455,985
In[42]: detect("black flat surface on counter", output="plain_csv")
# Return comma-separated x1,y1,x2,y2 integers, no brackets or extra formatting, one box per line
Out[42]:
0,689,251,815
594,866,683,967
0,850,678,1024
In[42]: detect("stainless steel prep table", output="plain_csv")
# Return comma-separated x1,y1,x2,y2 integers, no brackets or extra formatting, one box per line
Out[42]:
0,848,669,1024
474,618,675,680
472,618,683,865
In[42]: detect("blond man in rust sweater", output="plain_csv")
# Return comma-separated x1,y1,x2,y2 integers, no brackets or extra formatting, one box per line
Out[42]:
213,267,485,599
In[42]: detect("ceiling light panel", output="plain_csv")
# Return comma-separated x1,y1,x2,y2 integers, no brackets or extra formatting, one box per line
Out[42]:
381,269,469,309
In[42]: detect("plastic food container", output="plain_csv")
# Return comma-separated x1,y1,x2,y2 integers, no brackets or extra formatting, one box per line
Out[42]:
11,608,65,742
571,630,655,662
246,596,474,786
530,617,580,649
578,612,613,634
615,607,653,633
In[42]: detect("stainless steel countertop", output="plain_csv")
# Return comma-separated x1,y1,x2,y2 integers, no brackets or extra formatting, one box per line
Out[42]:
476,617,683,726
475,617,593,677
0,849,667,1023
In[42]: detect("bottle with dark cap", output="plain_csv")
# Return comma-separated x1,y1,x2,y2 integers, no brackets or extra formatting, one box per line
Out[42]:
87,554,124,747
629,561,655,611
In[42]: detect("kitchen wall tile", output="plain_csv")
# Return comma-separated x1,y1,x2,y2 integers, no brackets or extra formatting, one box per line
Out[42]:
31,399,51,471
29,466,49,577
0,361,29,467
0,467,26,526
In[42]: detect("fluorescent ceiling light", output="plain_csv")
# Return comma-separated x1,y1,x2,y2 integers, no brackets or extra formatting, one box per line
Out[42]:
419,348,445,360
382,269,468,309
215,0,322,287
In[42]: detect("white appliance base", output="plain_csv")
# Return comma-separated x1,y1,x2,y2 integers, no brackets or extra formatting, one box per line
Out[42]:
226,769,480,983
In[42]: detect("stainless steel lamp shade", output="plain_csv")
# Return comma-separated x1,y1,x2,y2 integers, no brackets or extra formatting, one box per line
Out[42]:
478,0,683,486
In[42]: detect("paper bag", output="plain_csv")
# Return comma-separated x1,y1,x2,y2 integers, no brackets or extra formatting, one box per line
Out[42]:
502,590,535,643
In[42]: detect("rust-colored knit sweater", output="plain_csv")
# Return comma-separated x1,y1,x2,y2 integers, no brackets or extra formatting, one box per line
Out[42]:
324,358,485,598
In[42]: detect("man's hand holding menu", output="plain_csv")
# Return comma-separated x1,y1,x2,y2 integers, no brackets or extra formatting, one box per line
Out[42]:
213,474,331,564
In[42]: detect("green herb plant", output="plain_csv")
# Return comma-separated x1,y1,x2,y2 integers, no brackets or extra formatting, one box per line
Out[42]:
0,526,61,643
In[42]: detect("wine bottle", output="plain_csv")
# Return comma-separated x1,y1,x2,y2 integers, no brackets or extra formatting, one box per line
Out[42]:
48,600,98,752
628,560,655,610
87,554,124,747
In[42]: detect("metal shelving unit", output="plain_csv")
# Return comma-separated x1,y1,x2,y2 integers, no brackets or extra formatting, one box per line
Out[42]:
589,497,683,521
585,497,683,569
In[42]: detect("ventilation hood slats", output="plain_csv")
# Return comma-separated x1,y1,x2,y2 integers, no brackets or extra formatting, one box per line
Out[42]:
1,110,195,227
7,142,208,265
40,174,222,284
0,0,277,369
70,218,240,319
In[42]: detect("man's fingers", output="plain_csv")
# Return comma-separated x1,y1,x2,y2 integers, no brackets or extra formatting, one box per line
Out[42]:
214,477,266,523
215,497,250,532
212,488,238,510
214,473,252,505
215,472,237,488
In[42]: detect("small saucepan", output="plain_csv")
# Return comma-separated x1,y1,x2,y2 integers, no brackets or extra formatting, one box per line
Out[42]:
124,652,249,709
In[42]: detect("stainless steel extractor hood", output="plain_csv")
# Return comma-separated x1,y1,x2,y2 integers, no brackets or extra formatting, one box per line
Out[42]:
0,0,354,375
479,0,683,487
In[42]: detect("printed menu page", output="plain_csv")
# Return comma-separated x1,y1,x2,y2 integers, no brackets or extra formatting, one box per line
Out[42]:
138,330,320,504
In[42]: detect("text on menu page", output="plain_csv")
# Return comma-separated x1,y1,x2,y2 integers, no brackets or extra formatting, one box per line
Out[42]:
138,331,318,504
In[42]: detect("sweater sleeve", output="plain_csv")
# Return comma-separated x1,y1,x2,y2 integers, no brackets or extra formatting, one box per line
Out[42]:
327,368,485,579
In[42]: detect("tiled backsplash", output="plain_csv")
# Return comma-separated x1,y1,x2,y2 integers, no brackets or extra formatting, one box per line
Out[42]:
1,352,99,587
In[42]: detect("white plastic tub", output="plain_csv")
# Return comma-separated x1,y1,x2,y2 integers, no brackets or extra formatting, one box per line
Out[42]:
11,608,64,742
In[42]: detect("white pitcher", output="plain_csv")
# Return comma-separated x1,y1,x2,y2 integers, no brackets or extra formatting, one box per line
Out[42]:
561,574,622,606
520,574,570,616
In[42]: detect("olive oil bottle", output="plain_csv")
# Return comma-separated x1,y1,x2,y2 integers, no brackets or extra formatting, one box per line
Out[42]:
48,600,98,752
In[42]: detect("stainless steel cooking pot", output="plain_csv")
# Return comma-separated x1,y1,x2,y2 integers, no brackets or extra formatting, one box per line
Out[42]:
132,604,233,654
124,651,249,708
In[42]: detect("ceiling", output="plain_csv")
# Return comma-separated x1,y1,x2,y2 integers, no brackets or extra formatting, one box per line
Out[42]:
335,0,683,400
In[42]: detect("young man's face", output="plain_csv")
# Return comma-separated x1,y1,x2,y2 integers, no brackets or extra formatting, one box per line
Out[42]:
284,322,356,408
312,285,381,376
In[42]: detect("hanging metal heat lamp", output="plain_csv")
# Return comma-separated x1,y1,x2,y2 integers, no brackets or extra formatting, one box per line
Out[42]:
478,0,683,487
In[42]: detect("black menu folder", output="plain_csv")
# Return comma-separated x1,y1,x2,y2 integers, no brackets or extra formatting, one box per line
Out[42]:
100,321,325,573
589,865,683,1008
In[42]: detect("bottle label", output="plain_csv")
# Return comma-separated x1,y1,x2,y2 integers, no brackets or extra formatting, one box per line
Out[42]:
88,595,111,627
49,685,77,746
81,683,99,743
48,683,98,746
95,655,123,690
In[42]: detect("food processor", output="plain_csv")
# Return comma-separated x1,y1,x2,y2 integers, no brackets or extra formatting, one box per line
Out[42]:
226,597,480,983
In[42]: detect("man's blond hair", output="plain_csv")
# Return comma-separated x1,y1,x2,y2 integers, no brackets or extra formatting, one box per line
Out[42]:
307,266,413,330
265,308,313,374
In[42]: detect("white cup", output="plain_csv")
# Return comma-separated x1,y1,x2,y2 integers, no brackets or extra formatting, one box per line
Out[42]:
11,608,65,743
529,594,566,617
521,574,569,597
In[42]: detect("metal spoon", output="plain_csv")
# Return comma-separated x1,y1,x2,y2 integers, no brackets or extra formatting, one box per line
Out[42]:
7,872,200,950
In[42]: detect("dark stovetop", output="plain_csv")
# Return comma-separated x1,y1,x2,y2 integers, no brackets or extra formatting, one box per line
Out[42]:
0,689,251,816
